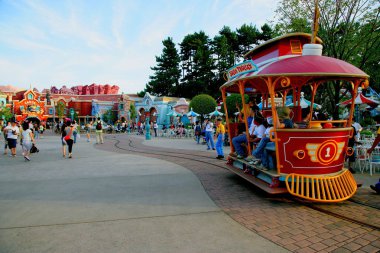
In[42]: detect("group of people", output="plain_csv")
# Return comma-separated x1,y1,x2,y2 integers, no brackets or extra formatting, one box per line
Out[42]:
230,106,295,171
59,117,105,158
1,119,37,161
193,117,226,159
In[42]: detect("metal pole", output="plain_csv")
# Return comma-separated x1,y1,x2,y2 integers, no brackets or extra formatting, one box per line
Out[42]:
52,102,55,133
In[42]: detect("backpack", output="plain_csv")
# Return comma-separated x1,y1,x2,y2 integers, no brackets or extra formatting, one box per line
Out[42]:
195,125,201,136
96,122,102,130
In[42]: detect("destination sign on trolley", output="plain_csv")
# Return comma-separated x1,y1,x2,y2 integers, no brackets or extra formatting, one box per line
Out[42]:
227,60,258,80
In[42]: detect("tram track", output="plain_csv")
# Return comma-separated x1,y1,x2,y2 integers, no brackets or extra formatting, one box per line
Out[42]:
105,135,380,231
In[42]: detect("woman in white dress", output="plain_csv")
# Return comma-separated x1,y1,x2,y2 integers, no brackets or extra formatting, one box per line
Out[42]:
21,121,35,161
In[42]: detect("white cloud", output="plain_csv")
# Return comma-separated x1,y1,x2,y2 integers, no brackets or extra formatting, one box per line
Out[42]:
0,0,279,93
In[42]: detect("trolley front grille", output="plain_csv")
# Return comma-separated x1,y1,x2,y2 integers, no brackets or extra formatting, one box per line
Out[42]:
285,169,357,202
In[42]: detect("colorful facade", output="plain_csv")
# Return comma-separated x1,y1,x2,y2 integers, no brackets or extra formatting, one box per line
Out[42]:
134,92,190,126
0,84,132,125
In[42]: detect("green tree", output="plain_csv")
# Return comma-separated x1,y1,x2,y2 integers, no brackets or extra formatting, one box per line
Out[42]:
211,27,238,97
274,0,380,118
189,94,217,118
56,101,66,120
0,107,13,121
224,94,249,116
102,108,117,124
137,91,145,97
144,37,181,96
218,26,239,64
179,31,215,98
259,24,274,42
236,24,260,58
129,103,137,121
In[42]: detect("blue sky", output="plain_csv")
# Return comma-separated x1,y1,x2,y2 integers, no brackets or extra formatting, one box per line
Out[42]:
0,0,278,93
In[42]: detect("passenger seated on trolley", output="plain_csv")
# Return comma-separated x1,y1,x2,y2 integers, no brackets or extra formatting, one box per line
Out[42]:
294,106,311,129
245,117,274,168
260,107,294,170
236,100,258,124
231,108,258,159
244,116,266,162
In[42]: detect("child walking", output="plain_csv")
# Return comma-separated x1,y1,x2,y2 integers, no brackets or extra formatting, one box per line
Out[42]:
215,118,225,159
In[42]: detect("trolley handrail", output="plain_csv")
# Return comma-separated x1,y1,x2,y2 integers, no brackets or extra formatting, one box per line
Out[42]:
269,128,276,142
274,127,352,132
309,120,348,127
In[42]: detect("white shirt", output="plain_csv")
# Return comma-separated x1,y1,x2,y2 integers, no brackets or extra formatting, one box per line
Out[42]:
22,129,32,142
248,120,256,135
5,125,19,139
153,123,158,129
264,126,274,138
253,124,266,138
205,122,213,132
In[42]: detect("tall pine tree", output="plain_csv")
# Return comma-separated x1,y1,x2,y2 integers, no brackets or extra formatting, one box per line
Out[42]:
144,37,181,96
179,31,215,98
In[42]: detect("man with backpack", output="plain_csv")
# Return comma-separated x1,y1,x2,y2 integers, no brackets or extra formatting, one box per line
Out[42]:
95,117,104,144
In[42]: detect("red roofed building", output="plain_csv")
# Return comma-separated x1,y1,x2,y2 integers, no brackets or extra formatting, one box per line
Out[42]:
1,84,132,126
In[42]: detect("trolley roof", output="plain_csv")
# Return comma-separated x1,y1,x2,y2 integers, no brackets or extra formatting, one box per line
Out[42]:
221,34,369,94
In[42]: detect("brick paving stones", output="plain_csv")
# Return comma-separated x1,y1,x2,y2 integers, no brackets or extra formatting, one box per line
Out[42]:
97,135,380,253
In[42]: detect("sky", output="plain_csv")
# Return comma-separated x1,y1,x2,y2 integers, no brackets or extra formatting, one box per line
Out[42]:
0,0,278,94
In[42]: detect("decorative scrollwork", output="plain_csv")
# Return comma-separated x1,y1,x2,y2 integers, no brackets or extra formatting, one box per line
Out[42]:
360,79,369,89
346,147,354,156
223,72,229,81
280,77,291,88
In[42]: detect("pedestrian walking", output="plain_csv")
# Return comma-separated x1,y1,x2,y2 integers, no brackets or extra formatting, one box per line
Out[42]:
60,121,68,157
95,117,104,144
34,124,39,139
63,120,77,158
21,121,35,161
153,121,158,137
347,123,358,174
4,120,20,157
39,124,44,138
85,121,91,142
194,121,201,144
73,120,78,143
204,118,215,150
2,122,10,155
215,118,225,159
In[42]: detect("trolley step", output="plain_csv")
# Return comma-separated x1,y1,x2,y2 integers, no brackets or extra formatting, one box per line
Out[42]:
226,159,288,195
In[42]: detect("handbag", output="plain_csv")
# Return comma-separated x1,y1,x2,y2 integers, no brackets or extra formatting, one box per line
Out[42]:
30,144,39,153
64,127,74,141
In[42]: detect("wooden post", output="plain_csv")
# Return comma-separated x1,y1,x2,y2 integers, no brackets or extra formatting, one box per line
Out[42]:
267,77,281,173
348,80,360,127
238,81,252,156
221,89,234,151
308,82,318,127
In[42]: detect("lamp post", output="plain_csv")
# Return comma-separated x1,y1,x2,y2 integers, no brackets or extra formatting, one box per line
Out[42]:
127,111,131,134
70,108,74,121
52,102,56,133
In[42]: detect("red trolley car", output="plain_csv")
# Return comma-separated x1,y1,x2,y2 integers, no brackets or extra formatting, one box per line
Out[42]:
220,33,369,202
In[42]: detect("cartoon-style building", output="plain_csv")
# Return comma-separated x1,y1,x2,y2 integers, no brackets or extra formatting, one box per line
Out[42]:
0,85,192,126
0,84,132,125
12,89,49,123
134,92,189,126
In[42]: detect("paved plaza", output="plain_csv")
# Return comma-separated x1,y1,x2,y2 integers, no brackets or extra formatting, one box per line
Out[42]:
0,135,288,253
100,134,380,253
